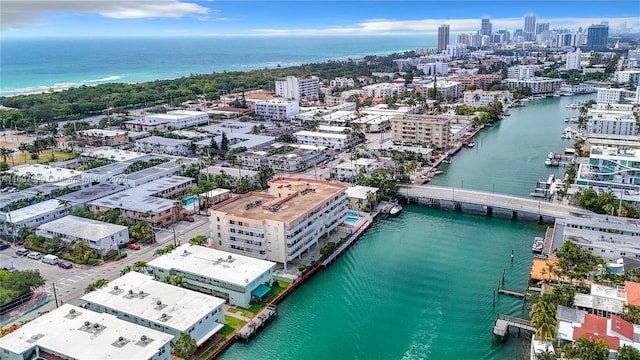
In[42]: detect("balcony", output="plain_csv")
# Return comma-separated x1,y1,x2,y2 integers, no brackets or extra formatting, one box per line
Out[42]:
225,231,265,242
227,238,266,251
226,223,265,234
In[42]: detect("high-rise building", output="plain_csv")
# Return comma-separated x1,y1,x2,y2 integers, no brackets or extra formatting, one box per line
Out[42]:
586,24,609,50
524,15,536,41
566,49,582,70
536,23,550,35
481,17,492,37
438,24,450,51
497,29,510,44
275,75,319,101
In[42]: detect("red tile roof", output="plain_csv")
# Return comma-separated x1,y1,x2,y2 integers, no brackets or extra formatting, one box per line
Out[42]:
625,281,640,306
573,314,619,350
611,315,634,340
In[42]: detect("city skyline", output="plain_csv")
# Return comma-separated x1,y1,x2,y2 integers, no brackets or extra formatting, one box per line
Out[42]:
1,0,639,38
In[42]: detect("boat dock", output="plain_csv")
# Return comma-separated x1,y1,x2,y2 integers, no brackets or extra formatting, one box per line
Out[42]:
498,289,526,298
236,305,278,341
321,219,370,268
492,313,536,340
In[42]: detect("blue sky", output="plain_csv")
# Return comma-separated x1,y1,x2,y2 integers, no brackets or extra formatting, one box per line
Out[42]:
2,0,639,38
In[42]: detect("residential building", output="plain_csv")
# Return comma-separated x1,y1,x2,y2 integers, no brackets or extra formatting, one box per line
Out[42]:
586,24,609,50
88,176,193,227
575,146,640,192
507,65,536,80
535,22,549,35
124,118,170,132
419,80,461,101
462,89,513,108
565,48,582,70
6,164,82,184
134,136,191,155
361,83,405,98
335,158,391,181
254,99,300,120
596,88,630,104
449,74,502,90
210,177,348,268
443,44,467,59
0,199,69,237
524,15,536,41
56,183,127,209
199,189,233,209
275,76,319,101
143,110,209,129
503,77,562,95
559,83,595,94
613,70,640,86
80,272,225,346
391,114,452,149
77,129,129,146
202,166,260,186
587,108,638,136
449,118,474,142
345,185,379,212
556,213,640,263
416,62,448,76
83,148,147,162
0,304,173,360
82,156,198,188
330,77,355,87
293,130,352,150
37,215,129,255
148,243,276,308
437,24,450,52
370,139,434,159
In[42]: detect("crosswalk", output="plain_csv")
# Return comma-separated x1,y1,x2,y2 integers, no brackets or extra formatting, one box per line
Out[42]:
43,269,98,296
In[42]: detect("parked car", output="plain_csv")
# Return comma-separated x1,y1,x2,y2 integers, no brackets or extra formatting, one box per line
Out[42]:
58,261,73,269
183,215,195,222
0,241,9,250
27,251,43,260
127,243,140,250
15,248,29,256
16,240,24,246
42,254,60,265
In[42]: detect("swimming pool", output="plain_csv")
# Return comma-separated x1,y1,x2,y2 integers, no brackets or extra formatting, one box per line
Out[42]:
345,216,359,224
183,197,196,206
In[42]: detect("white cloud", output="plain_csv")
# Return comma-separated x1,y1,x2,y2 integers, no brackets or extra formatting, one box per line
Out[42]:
253,16,639,36
1,0,210,31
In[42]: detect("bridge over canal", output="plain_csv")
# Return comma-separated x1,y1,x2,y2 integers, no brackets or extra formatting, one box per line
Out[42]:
401,185,590,222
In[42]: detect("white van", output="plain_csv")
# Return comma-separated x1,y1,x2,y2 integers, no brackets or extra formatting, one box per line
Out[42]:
42,254,59,265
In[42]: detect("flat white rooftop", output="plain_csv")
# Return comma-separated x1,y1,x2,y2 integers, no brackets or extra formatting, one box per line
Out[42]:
78,129,128,137
7,199,65,223
81,272,225,333
346,185,379,200
294,130,348,139
83,147,148,162
0,304,172,358
38,215,127,241
7,164,82,183
148,243,276,288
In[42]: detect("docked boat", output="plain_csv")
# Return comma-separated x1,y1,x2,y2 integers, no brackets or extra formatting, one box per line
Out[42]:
467,141,476,148
389,204,403,216
565,103,578,109
532,237,544,253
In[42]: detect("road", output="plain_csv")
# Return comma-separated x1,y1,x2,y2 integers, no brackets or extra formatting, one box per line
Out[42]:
1,214,211,326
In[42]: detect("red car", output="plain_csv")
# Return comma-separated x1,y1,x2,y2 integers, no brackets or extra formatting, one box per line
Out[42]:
127,243,140,250
184,215,195,222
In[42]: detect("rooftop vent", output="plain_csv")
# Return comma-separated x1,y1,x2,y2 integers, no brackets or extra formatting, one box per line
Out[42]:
111,336,131,348
65,308,81,319
136,335,154,347
26,333,45,343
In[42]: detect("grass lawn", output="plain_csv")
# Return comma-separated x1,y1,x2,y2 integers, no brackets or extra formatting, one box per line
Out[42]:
224,315,246,329
195,325,235,360
5,151,76,168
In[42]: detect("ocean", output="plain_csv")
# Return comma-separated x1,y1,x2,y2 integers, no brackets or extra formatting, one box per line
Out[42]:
0,35,434,97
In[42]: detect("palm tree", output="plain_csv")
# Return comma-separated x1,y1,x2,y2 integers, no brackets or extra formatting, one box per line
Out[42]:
0,147,13,167
174,332,197,359
530,299,557,341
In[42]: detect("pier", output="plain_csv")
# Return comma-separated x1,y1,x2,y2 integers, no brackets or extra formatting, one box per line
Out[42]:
236,305,278,341
321,218,370,267
498,289,526,298
403,185,590,221
492,313,536,340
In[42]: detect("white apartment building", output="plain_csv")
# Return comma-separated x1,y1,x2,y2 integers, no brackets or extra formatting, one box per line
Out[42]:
560,83,595,94
443,44,467,59
417,62,449,76
596,88,629,104
293,130,351,150
587,108,638,136
144,110,209,129
613,70,640,86
210,177,348,269
81,272,226,346
575,146,640,192
254,99,300,120
6,164,82,184
148,243,276,308
420,80,461,101
507,65,536,80
565,49,582,70
391,114,452,149
361,83,405,98
0,199,69,237
275,76,319,101
37,215,129,255
503,77,562,95
330,77,355,87
462,89,513,108
134,136,191,155
335,158,391,181
0,304,173,360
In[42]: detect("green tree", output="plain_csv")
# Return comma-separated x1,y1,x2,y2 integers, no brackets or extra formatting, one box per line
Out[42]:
530,297,557,341
618,345,640,360
189,235,208,246
220,132,229,151
257,165,274,189
0,270,45,305
174,332,198,359
560,337,609,360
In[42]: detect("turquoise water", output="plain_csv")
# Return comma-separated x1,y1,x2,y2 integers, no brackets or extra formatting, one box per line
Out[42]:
344,216,359,224
219,94,597,360
1,36,434,96
184,197,196,206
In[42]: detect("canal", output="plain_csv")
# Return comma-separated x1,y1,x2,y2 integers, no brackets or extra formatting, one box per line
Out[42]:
218,94,595,360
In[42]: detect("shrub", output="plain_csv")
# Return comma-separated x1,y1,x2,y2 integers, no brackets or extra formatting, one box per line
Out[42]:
87,258,99,266
298,264,306,272
115,253,127,261
103,249,118,261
